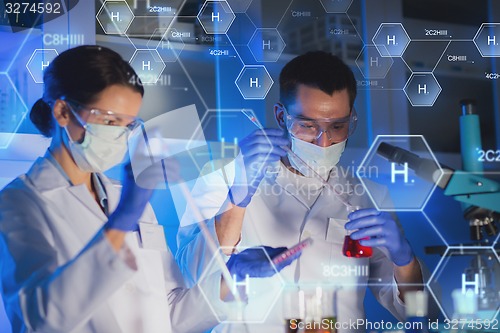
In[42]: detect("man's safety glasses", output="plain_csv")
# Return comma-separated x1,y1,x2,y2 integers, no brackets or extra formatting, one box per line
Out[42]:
283,106,357,143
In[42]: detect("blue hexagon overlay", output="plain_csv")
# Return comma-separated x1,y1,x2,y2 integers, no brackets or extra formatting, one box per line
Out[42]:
404,73,442,107
473,23,500,57
186,109,275,189
197,0,236,35
147,28,185,63
372,23,411,57
356,135,443,211
26,49,58,83
198,246,285,323
129,49,166,85
248,28,286,63
355,45,394,79
235,65,274,100
226,0,252,13
96,0,135,35
427,246,500,321
0,74,28,149
319,0,353,13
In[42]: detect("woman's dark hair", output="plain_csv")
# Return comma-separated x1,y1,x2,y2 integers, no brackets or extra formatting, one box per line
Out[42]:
279,51,357,109
30,45,144,137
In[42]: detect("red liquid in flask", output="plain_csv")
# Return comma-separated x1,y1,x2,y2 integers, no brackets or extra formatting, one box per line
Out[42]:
342,236,372,258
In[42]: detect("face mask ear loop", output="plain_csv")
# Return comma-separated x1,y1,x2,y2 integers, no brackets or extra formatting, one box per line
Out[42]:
64,101,88,132
58,123,72,156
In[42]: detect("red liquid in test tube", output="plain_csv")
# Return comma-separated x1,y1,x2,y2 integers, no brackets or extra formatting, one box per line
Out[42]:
342,235,373,258
273,238,313,265
342,206,372,258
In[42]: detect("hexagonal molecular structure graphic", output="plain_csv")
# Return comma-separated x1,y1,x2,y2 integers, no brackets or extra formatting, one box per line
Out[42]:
226,0,252,13
186,109,274,188
0,74,28,149
402,41,450,73
130,0,184,16
473,23,500,57
404,73,442,107
248,28,286,62
96,0,134,35
186,109,242,175
26,49,58,83
198,246,285,323
428,247,500,320
150,28,185,62
372,23,411,57
129,49,166,84
124,0,184,37
235,66,274,100
355,45,393,79
319,0,353,13
356,135,443,211
201,34,238,59
197,0,236,35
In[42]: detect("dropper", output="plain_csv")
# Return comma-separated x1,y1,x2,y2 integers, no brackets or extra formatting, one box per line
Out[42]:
241,109,354,210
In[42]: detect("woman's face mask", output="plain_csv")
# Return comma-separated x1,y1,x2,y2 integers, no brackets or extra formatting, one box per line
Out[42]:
59,87,143,173
64,124,129,173
287,136,347,179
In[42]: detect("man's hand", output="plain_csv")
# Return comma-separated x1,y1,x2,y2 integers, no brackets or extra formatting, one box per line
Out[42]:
346,208,423,301
226,246,299,280
345,208,414,266
231,129,288,207
220,246,300,301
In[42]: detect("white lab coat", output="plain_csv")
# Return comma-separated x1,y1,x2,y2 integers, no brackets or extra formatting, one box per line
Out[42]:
176,159,425,333
0,153,227,333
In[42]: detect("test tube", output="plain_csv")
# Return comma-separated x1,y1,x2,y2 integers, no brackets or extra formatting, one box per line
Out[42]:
451,289,478,321
283,287,305,333
404,291,429,333
320,287,338,333
272,238,313,265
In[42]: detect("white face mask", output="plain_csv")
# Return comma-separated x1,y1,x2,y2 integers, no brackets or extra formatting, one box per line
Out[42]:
288,136,346,179
65,124,129,173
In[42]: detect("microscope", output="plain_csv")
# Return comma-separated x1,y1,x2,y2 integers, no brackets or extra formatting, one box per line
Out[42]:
376,99,500,317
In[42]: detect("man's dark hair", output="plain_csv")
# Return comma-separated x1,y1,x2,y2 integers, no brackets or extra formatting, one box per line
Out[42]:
279,51,357,109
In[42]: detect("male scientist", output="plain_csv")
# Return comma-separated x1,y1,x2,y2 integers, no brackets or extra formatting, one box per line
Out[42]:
176,51,425,332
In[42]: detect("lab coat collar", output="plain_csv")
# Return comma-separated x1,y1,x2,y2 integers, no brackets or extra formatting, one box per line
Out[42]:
274,161,354,191
302,164,360,240
26,151,122,221
272,161,356,222
272,164,306,208
273,161,352,209
27,152,73,192
97,173,123,217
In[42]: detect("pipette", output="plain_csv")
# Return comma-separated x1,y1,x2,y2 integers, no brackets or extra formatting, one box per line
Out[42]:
272,237,313,265
241,109,354,210
135,123,244,304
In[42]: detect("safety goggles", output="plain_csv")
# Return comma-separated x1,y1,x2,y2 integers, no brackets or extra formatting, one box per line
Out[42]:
283,106,357,143
62,97,144,140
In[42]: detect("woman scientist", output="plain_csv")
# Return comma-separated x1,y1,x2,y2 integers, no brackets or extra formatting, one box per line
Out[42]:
0,45,296,333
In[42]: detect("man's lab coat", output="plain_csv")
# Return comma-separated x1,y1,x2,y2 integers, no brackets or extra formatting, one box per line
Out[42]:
0,153,226,333
176,160,419,333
